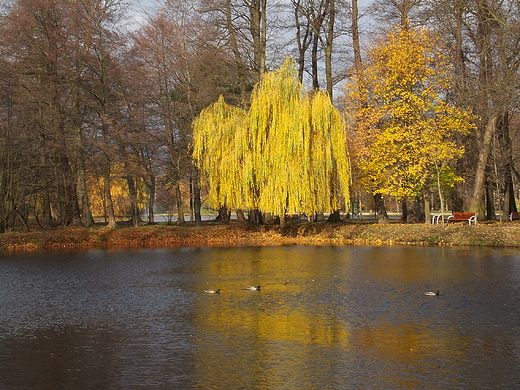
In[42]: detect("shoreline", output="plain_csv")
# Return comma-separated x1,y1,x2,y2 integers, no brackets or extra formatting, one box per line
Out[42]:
1,221,520,252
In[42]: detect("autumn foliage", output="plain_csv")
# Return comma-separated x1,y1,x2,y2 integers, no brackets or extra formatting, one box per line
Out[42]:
346,26,476,209
193,58,351,219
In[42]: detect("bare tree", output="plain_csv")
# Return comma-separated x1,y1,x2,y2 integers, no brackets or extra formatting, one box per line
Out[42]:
77,0,129,227
0,0,89,228
424,0,520,219
132,0,244,225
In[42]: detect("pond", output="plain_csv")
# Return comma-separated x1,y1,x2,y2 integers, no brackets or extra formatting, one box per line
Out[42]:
0,245,519,389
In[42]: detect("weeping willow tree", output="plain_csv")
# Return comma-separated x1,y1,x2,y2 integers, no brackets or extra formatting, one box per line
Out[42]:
193,58,351,226
192,96,249,209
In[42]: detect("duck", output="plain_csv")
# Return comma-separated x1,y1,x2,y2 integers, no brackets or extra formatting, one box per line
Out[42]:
205,289,221,294
246,285,261,291
424,290,440,296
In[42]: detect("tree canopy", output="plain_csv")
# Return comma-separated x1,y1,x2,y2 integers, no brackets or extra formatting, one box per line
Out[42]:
346,26,476,208
193,58,351,220
2,0,520,230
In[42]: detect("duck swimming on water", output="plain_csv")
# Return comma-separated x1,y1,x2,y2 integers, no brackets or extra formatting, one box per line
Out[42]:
246,286,261,291
205,289,221,294
424,290,440,296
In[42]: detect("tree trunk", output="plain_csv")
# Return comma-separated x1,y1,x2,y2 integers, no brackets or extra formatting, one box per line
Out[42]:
193,168,202,226
248,209,263,225
503,181,516,220
126,175,139,227
324,0,335,98
38,144,54,227
147,175,156,224
102,156,117,228
424,196,431,224
496,111,517,219
249,0,267,78
453,0,465,105
236,209,247,224
57,152,81,227
311,32,320,90
485,173,496,220
279,214,287,228
100,103,116,228
259,0,267,76
374,193,389,224
175,182,184,225
351,0,362,76
294,0,311,82
470,112,498,218
74,132,94,227
434,163,446,222
216,207,231,224
327,209,342,222
407,198,424,223
315,212,326,222
56,160,68,226
401,199,408,222
225,0,249,95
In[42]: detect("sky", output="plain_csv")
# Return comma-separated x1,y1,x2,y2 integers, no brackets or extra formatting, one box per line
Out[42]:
126,0,159,29
128,0,158,13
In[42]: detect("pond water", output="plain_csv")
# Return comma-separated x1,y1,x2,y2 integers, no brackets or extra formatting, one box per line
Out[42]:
0,245,519,389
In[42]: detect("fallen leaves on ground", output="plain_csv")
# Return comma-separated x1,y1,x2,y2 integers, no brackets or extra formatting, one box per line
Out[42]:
1,221,520,252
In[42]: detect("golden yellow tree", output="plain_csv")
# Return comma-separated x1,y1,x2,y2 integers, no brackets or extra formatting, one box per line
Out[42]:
192,95,249,210
346,25,476,222
193,58,351,225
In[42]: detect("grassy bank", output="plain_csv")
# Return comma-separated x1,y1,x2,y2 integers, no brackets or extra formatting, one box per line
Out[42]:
1,221,520,251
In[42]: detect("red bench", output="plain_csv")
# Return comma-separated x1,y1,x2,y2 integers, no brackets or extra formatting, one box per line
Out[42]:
509,212,520,221
447,212,477,225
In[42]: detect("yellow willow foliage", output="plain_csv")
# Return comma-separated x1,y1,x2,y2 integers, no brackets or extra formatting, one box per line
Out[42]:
345,26,476,200
193,58,351,216
307,91,351,212
192,95,250,209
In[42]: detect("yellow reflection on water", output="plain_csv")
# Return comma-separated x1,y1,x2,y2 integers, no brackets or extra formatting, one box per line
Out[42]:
192,246,353,388
185,246,519,389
